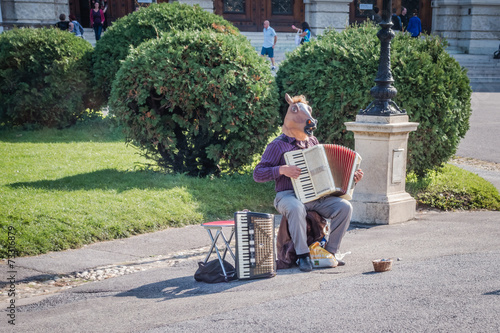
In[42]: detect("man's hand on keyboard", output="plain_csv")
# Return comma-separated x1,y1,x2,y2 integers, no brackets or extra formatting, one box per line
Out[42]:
279,165,302,179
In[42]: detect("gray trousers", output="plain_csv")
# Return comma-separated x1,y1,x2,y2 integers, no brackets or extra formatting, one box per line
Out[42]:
274,190,352,256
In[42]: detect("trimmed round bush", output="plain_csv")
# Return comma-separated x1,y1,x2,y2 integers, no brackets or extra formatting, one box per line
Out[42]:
110,31,280,176
91,2,239,106
275,23,472,177
0,28,94,128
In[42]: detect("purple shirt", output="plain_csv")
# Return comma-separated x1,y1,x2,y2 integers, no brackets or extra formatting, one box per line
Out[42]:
253,133,319,192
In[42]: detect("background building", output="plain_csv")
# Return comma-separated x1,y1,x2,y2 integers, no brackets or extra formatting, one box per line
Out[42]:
431,0,500,55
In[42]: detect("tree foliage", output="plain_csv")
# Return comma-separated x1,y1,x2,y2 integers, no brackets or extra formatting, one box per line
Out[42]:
275,23,472,177
110,31,280,176
91,2,239,106
0,28,94,128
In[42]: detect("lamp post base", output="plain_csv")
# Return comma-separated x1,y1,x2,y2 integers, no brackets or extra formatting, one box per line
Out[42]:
350,193,416,225
345,115,419,225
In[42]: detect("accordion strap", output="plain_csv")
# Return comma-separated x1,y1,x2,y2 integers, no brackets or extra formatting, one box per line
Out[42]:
274,134,311,149
274,134,290,144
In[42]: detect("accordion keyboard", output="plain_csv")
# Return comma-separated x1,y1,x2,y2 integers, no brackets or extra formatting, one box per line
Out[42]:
235,212,276,280
286,150,316,201
235,213,253,279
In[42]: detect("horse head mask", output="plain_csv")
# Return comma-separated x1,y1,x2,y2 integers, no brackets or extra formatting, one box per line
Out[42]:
282,93,317,141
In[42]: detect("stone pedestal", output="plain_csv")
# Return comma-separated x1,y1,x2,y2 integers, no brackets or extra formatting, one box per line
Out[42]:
345,115,418,225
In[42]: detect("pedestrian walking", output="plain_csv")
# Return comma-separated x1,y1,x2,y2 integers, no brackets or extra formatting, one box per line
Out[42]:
69,14,84,38
90,0,107,41
406,9,422,38
371,7,382,24
292,22,311,44
391,8,402,31
102,0,109,32
399,7,409,31
261,20,277,71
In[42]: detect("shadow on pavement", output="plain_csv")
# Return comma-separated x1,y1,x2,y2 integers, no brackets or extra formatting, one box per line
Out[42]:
114,267,309,301
114,274,258,301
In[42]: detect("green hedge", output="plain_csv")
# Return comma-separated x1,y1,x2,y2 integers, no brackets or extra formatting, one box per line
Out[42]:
276,24,472,177
91,2,239,106
0,28,94,128
110,31,280,176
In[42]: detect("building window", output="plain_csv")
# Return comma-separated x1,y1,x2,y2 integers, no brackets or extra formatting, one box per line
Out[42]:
355,0,377,18
224,0,246,13
272,0,293,15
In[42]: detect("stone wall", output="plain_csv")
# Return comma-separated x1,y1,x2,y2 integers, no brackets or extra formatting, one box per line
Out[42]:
306,0,350,35
174,0,351,35
175,0,213,12
1,0,69,29
432,0,500,54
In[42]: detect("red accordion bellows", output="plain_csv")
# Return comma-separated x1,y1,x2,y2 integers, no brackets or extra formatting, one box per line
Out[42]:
323,144,358,195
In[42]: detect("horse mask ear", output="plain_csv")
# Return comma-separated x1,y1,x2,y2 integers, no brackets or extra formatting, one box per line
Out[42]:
285,93,298,112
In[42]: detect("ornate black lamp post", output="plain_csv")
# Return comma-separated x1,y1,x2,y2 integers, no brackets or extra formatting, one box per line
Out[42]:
360,0,405,116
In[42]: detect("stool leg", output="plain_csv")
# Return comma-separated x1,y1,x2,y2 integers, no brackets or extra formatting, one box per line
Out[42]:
221,228,236,261
213,239,229,282
203,228,221,264
203,227,231,282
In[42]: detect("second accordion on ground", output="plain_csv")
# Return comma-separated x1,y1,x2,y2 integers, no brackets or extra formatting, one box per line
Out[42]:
234,211,276,280
284,144,362,203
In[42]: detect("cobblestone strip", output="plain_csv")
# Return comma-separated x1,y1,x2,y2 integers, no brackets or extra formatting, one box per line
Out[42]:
451,156,500,172
0,245,213,302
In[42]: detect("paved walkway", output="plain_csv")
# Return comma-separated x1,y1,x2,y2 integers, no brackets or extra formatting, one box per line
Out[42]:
452,92,500,191
3,211,499,332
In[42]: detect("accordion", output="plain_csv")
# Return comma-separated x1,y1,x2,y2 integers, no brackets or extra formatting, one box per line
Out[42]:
234,211,276,280
284,144,362,203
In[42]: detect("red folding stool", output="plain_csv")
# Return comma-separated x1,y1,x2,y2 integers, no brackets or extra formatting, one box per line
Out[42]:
201,220,236,281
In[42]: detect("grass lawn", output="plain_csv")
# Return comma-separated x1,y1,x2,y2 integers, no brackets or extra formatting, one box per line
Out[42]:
1,120,498,258
0,121,276,258
406,164,500,211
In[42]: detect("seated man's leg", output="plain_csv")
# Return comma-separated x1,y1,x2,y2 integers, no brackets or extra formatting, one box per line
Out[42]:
274,190,309,256
306,196,352,255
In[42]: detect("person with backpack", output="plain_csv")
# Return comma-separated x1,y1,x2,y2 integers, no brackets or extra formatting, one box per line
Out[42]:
69,14,84,38
55,14,70,31
371,7,382,24
391,8,402,31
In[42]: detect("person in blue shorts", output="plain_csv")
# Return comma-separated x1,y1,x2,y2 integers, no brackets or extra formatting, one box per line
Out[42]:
261,20,277,71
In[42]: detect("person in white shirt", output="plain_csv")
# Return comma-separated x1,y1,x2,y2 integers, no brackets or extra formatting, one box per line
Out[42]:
261,20,277,71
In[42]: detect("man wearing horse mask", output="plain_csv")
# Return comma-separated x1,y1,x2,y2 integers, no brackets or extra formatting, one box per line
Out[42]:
254,94,363,272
